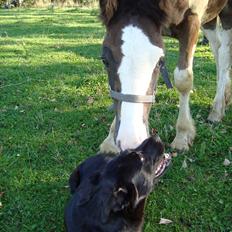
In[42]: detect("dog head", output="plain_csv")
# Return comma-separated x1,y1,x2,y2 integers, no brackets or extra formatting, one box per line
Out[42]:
99,136,171,222
68,136,171,226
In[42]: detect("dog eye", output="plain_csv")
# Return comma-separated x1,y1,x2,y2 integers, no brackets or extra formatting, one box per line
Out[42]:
136,152,145,162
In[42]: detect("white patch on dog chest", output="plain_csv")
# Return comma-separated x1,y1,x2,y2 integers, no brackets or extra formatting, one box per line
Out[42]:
116,25,164,150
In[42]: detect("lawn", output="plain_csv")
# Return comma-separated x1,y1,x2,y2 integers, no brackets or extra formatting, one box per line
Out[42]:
0,8,231,232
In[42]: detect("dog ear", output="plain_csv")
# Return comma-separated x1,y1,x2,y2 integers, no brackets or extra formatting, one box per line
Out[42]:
100,182,138,223
69,165,100,197
69,166,81,194
112,183,138,212
76,173,101,206
99,0,118,25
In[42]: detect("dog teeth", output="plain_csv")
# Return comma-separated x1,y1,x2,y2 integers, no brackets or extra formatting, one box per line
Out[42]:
154,154,171,177
155,162,164,175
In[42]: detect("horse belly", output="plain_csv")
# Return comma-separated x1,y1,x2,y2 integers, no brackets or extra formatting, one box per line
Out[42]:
193,0,227,24
188,0,227,24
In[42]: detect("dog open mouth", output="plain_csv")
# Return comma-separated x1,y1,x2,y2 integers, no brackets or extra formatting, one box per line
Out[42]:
154,153,172,178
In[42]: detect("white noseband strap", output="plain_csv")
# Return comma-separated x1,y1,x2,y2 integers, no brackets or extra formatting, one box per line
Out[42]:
110,89,155,103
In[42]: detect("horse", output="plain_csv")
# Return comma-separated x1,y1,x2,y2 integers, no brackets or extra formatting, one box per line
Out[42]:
98,0,232,153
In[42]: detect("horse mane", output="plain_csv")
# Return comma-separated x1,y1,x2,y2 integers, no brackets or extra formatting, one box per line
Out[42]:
99,0,167,27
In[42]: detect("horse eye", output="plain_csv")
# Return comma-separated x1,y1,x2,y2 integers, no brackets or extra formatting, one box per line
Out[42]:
101,57,110,67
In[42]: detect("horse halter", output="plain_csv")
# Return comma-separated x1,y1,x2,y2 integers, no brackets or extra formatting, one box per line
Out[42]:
110,89,155,103
109,59,172,104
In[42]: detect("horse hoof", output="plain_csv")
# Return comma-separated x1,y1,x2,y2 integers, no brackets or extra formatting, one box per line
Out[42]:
99,140,119,154
171,129,195,151
207,111,223,123
171,137,190,151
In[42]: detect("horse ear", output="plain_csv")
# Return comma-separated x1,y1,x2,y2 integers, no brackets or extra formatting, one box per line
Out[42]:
99,0,118,25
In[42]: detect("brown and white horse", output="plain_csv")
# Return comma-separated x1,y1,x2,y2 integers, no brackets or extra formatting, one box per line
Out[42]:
99,0,232,153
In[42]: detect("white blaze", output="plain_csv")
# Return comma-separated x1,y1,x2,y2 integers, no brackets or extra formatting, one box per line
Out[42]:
116,25,164,150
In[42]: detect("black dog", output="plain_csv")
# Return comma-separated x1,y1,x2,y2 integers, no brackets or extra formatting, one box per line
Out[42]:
65,136,171,232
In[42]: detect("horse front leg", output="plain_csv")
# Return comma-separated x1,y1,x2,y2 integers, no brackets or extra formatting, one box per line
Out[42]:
171,12,200,151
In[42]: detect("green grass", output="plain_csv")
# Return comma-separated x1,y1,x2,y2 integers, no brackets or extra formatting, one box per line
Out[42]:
0,8,231,232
